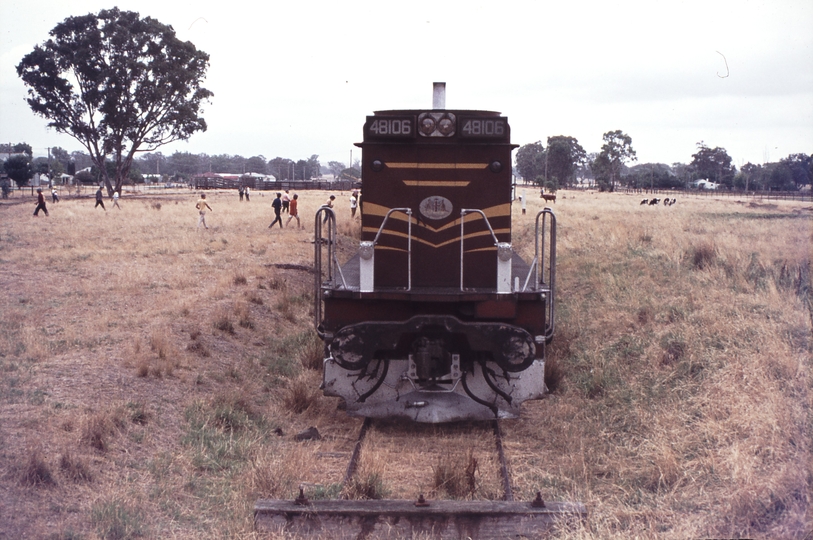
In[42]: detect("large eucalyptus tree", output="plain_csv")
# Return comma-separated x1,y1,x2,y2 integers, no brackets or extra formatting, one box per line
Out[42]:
17,8,213,194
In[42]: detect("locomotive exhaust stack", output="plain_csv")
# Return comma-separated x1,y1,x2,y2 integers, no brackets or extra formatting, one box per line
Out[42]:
314,85,557,423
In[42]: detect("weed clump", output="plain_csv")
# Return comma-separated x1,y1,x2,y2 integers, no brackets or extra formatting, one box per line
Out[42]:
59,450,93,482
343,471,389,500
81,412,118,451
91,497,145,539
432,450,478,498
283,373,319,414
214,315,235,334
544,356,564,394
20,447,55,486
690,241,717,270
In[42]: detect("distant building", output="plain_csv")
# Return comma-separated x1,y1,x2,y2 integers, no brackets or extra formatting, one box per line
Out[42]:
692,179,719,190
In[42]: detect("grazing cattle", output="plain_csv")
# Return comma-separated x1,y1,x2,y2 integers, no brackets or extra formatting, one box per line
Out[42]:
648,198,660,205
542,193,556,204
663,198,670,206
670,198,676,206
640,199,648,205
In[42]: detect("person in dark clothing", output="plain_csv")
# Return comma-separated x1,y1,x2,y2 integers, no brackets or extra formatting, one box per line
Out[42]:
238,186,244,201
268,192,283,228
95,187,106,210
33,188,49,216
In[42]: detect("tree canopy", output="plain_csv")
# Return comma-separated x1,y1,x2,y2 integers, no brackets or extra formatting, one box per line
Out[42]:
545,135,586,189
515,141,546,184
690,142,735,187
17,8,213,194
3,155,34,186
594,130,637,191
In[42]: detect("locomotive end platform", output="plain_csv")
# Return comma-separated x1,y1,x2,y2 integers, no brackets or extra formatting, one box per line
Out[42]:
255,497,587,539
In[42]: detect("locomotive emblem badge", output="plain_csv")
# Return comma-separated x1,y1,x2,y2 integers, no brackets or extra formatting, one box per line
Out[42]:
419,196,452,220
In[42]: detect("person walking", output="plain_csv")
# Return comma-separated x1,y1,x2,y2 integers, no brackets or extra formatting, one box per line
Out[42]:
196,193,212,229
269,192,283,229
112,191,121,209
322,194,336,224
281,190,290,213
95,187,106,211
51,188,59,203
244,186,250,202
33,188,49,216
285,193,301,228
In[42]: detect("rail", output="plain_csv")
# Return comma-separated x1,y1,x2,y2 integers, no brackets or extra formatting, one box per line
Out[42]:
314,206,345,339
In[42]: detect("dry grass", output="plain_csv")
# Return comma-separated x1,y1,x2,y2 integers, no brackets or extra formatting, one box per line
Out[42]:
0,188,810,538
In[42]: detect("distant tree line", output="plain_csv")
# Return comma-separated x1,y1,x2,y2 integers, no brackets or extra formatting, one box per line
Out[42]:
0,144,362,187
516,133,812,192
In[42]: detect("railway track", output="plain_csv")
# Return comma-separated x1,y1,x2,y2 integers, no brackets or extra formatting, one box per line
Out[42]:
255,418,587,539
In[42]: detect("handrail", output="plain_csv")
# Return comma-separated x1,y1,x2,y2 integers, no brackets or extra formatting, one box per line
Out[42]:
314,206,344,338
532,208,556,341
459,209,501,291
371,207,413,291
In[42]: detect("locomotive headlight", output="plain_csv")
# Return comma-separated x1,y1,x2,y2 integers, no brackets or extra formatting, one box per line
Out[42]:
437,116,455,136
490,160,503,173
359,241,375,260
497,242,513,262
371,159,383,172
419,116,436,136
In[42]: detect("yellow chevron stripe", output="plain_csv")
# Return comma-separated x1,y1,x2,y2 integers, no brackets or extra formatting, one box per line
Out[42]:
387,162,488,170
362,202,511,234
372,245,499,255
362,227,511,249
363,202,417,223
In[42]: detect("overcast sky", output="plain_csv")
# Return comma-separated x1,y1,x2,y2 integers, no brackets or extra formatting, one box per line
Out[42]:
1,0,811,168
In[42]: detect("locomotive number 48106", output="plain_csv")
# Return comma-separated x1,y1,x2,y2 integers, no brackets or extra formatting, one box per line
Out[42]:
461,118,505,137
368,118,412,136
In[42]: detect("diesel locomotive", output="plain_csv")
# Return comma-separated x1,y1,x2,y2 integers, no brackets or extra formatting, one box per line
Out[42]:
314,84,556,423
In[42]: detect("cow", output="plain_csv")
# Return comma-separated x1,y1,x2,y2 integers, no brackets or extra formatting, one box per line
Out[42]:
648,198,660,205
640,199,649,205
542,193,556,204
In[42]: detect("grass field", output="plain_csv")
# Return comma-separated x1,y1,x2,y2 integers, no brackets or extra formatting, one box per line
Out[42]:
0,187,810,539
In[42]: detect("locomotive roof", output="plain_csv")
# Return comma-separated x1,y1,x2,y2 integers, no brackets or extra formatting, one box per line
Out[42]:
372,109,503,117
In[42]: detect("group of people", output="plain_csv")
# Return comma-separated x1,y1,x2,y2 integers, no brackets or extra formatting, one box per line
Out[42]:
268,190,301,229
95,187,121,211
32,185,121,217
32,187,61,216
196,189,304,230
238,186,251,201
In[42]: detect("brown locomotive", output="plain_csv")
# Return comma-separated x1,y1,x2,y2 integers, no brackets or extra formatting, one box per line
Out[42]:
314,84,556,422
